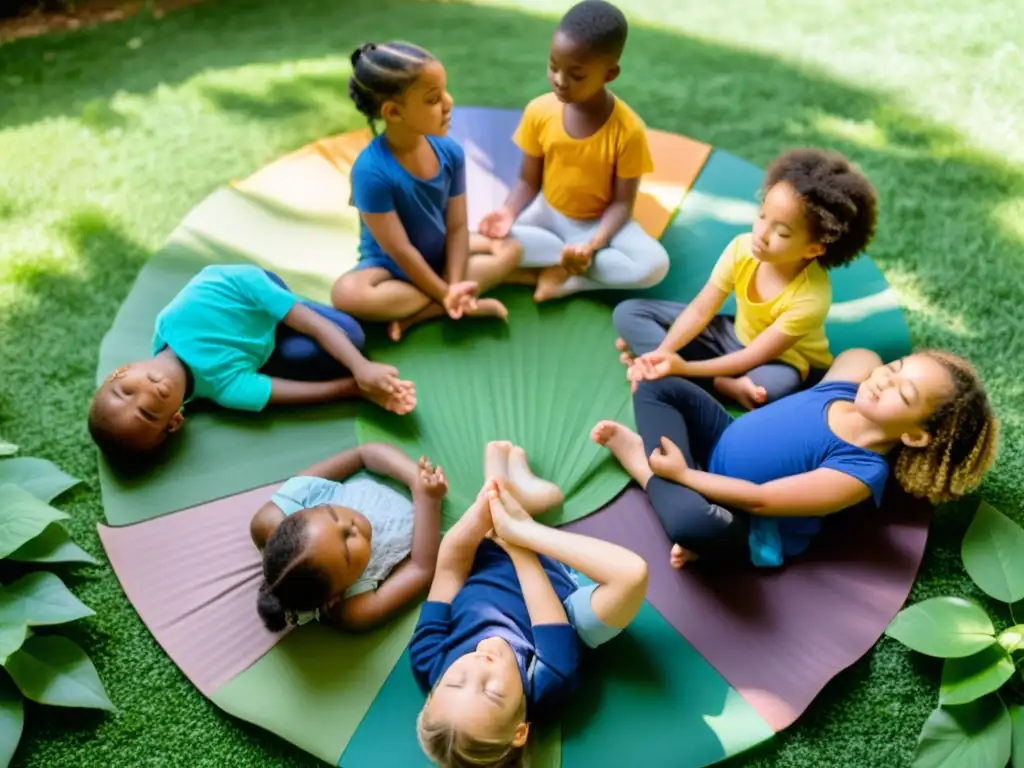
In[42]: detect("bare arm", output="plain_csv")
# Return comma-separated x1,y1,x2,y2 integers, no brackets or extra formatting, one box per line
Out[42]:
587,175,640,251
360,210,450,302
267,377,357,406
424,495,493,604
680,324,803,379
280,303,369,376
444,194,470,285
673,466,873,517
250,504,285,550
502,153,544,218
660,282,730,353
505,545,569,626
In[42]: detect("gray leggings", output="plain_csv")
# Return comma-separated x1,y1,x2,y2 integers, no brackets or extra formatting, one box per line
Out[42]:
613,298,805,403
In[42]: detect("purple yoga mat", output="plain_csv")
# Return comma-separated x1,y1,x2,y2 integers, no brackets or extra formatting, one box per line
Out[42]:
98,483,288,696
564,486,930,731
448,106,524,232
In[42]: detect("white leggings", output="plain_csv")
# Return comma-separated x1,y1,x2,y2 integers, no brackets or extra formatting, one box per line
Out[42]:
510,195,670,297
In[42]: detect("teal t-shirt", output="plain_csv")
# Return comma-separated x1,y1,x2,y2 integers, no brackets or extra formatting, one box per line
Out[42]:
152,265,297,412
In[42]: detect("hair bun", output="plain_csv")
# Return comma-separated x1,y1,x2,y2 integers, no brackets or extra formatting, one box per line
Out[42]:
256,584,287,632
351,42,377,68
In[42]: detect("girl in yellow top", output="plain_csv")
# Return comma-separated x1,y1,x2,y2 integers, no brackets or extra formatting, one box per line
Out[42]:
478,0,669,302
618,148,879,409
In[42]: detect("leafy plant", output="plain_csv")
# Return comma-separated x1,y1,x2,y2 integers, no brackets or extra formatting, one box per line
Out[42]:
886,501,1024,767
0,456,110,768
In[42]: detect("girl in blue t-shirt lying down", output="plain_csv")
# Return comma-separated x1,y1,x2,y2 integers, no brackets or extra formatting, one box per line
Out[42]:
593,347,999,569
411,443,649,767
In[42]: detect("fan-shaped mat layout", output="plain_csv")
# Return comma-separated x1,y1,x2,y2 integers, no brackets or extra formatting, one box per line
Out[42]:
95,105,921,767
97,486,773,767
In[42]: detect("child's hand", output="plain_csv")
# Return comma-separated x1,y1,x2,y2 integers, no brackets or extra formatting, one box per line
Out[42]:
486,478,533,546
631,350,687,382
443,281,480,319
648,436,689,483
417,457,448,500
478,208,514,239
354,361,400,396
561,243,595,276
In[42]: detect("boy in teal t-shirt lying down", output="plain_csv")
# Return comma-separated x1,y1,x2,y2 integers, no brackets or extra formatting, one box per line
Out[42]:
89,264,415,462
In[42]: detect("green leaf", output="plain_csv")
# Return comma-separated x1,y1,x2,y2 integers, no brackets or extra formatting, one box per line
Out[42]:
962,501,1024,603
0,458,79,503
0,485,69,559
913,698,1011,767
0,573,94,627
886,597,996,658
939,644,1016,705
0,673,24,768
0,625,28,667
6,524,99,566
999,625,1024,653
4,636,113,711
1010,705,1023,768
0,441,16,458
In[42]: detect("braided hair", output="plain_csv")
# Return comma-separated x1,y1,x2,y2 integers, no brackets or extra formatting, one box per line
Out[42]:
348,41,436,134
256,514,332,631
895,351,999,504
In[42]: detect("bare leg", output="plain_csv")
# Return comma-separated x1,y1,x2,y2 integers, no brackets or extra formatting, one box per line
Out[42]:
330,267,432,321
388,236,522,341
590,420,653,487
489,483,647,630
713,376,766,410
533,265,571,303
507,445,564,515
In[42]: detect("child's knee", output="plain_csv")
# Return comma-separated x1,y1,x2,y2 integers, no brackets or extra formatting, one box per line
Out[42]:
494,237,523,267
635,242,670,288
344,319,367,351
612,298,646,336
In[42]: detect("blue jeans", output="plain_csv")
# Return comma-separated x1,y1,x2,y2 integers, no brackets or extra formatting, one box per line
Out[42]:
261,271,366,381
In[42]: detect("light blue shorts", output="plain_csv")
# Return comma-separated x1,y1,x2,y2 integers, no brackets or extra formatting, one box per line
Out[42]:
562,572,623,650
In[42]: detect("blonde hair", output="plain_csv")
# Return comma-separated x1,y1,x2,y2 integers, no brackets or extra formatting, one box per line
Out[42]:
894,351,999,504
417,695,528,768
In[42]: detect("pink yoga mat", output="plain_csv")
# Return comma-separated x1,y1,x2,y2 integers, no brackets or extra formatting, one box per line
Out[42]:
98,483,288,696
563,486,930,731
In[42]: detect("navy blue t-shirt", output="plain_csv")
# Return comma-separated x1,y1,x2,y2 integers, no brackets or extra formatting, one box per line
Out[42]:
709,380,891,565
351,134,466,276
409,540,582,719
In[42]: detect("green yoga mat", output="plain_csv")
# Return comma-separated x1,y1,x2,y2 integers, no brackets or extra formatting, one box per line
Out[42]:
96,185,365,525
337,600,771,768
355,285,634,529
640,149,911,360
211,605,421,767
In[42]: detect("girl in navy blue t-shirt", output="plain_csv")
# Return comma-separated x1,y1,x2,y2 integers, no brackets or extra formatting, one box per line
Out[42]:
330,42,522,342
411,442,648,768
594,348,998,568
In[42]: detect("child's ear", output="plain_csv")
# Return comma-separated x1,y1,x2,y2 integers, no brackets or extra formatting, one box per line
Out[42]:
901,427,931,449
166,411,185,434
604,64,621,84
380,100,401,123
805,243,826,260
511,721,530,748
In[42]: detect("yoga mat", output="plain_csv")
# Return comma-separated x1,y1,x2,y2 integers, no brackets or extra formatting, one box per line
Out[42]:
565,487,931,731
96,183,365,526
354,285,633,529
642,149,912,360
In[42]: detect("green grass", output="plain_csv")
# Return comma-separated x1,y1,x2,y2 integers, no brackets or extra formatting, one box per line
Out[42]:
1,0,1022,765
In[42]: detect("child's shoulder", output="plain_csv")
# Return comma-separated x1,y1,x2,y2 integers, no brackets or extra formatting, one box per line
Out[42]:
610,95,647,133
429,134,466,165
350,134,388,174
522,92,562,121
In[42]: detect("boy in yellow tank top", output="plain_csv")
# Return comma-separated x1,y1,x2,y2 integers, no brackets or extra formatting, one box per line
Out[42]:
616,148,879,409
477,0,669,302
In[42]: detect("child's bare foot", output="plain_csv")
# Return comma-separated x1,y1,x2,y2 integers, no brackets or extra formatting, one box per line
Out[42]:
670,543,700,569
533,266,570,303
616,337,635,366
713,375,767,410
507,445,564,515
486,480,536,546
362,381,417,415
464,297,509,322
591,420,653,486
484,440,513,483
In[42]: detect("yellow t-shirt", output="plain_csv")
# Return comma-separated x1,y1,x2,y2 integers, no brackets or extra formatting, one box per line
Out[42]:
512,92,653,221
709,233,833,378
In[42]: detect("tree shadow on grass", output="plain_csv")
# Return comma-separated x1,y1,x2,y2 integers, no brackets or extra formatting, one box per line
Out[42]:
1,1,1022,767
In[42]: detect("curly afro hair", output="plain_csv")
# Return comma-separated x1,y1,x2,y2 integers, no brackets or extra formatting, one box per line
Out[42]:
556,0,629,59
764,148,879,270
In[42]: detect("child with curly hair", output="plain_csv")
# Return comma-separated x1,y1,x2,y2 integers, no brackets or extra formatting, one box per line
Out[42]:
331,42,522,342
616,148,879,409
594,348,999,570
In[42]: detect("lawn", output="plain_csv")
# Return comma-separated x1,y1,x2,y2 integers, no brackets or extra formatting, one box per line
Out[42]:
1,0,1022,765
